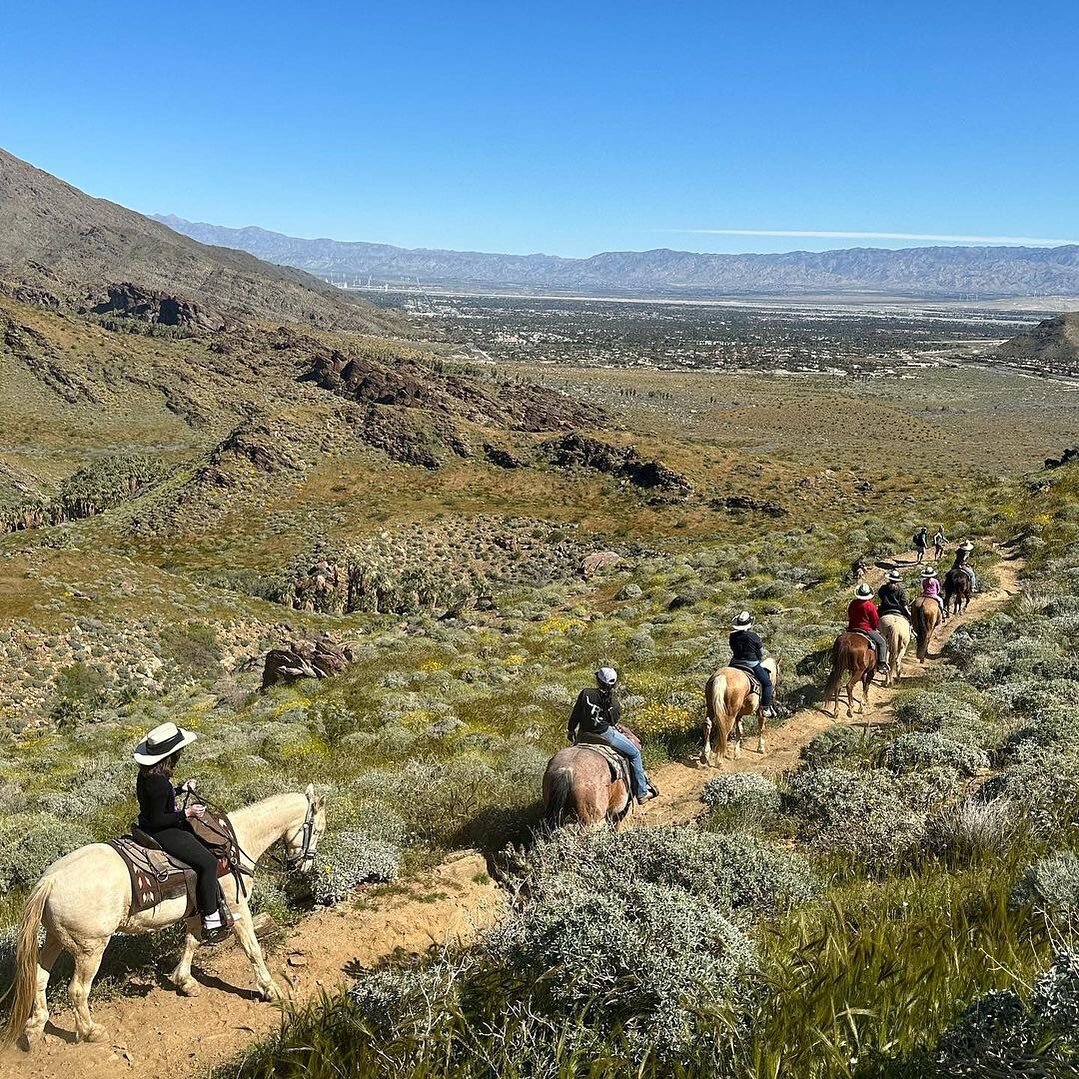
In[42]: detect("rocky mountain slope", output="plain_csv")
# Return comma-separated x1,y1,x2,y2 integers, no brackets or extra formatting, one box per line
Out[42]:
156,214,1079,300
991,311,1079,372
0,148,394,331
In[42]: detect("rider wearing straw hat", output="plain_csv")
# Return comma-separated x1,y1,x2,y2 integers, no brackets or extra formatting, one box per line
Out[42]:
877,569,911,621
729,610,776,718
920,565,945,615
134,723,229,944
848,582,890,674
953,539,978,591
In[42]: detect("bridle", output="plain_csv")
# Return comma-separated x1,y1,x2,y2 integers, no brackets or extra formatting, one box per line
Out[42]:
278,799,319,872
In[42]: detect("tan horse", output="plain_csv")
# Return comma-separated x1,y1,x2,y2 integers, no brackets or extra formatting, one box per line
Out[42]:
543,729,641,827
879,614,912,686
824,633,876,718
702,659,779,765
911,595,943,661
2,787,326,1050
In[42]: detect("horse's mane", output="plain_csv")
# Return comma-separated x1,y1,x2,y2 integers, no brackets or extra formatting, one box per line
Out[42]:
228,790,307,828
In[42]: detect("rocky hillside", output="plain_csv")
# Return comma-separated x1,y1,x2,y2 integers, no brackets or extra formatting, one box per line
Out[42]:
0,148,395,331
157,215,1079,300
991,311,1079,374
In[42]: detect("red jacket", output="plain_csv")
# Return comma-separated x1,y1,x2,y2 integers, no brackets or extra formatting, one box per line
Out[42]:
848,598,880,632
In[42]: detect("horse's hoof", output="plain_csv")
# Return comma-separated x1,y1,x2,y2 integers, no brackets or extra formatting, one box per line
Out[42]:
260,981,284,1003
175,977,200,997
82,1023,109,1044
23,1024,46,1048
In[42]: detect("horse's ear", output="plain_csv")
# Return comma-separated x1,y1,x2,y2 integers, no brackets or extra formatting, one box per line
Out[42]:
316,794,326,811
305,783,315,803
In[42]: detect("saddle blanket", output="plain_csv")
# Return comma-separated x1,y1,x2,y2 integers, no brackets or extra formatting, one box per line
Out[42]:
574,736,633,787
850,630,879,653
730,664,763,696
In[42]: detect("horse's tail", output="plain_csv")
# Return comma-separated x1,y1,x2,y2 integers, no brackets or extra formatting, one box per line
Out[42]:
824,636,847,700
704,672,729,761
1,874,53,1048
545,766,575,826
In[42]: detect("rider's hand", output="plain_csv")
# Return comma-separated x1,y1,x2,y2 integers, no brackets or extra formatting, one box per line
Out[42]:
185,804,205,820
181,778,198,794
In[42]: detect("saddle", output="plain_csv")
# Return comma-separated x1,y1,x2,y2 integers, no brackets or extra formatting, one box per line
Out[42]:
730,663,763,696
574,732,633,789
850,629,879,656
109,803,248,919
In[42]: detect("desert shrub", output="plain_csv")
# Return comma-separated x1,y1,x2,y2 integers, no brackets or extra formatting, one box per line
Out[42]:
933,950,1079,1076
700,773,780,830
881,732,989,777
1007,701,1079,749
890,688,995,747
1011,851,1079,928
161,622,221,678
0,812,95,893
297,830,400,906
982,744,1079,835
924,798,1020,867
800,723,865,766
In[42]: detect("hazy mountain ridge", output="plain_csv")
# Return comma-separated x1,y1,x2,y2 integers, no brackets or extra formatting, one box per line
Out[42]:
155,214,1079,299
0,149,395,331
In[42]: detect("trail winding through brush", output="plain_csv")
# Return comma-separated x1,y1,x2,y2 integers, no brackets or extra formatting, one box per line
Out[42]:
0,551,1023,1079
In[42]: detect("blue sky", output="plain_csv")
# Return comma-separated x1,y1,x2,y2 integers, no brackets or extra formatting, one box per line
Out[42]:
3,1,1078,257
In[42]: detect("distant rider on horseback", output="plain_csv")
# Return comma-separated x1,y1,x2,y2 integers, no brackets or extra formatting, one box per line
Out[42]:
848,583,890,675
877,569,911,620
921,566,945,614
953,539,977,591
568,668,657,805
729,610,776,718
134,723,230,944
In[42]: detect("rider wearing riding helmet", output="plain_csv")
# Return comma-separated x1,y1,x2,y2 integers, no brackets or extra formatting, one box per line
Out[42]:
848,583,890,674
877,570,911,620
729,611,775,718
568,668,658,805
134,723,229,944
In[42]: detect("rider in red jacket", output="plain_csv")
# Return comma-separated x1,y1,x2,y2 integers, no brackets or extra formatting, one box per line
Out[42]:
848,583,889,673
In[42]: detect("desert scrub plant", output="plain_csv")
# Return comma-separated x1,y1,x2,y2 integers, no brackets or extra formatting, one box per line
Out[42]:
800,723,868,767
881,732,989,777
923,798,1022,869
0,811,95,893
700,773,780,832
292,829,401,906
1010,851,1079,930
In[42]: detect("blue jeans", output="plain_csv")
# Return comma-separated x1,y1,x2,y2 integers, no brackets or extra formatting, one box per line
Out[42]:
594,727,650,800
736,661,774,708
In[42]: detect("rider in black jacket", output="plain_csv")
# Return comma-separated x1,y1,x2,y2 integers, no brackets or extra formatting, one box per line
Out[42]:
877,570,911,619
729,611,775,717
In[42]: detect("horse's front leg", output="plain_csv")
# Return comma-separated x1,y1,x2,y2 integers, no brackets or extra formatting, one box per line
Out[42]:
232,898,284,1002
756,707,766,754
170,917,202,996
69,938,109,1043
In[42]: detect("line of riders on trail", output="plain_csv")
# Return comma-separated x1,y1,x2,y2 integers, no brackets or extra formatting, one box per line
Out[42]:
558,539,980,810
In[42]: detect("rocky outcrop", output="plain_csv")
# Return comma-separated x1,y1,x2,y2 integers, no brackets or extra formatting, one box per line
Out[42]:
581,550,621,578
710,494,788,518
992,312,1079,374
483,443,528,469
90,283,227,331
1045,446,1079,470
541,433,692,498
261,637,355,690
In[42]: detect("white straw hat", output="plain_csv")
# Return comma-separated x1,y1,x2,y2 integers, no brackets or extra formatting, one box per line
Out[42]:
133,722,198,766
732,610,753,629
922,566,938,578
887,570,902,582
854,583,873,599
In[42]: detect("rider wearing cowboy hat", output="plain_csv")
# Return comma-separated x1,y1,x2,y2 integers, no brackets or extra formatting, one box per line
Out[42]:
568,668,658,805
877,570,911,621
920,565,945,614
848,583,890,674
953,539,978,590
729,611,776,718
134,723,229,944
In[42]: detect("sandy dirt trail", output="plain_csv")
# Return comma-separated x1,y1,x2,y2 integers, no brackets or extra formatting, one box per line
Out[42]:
0,552,1022,1079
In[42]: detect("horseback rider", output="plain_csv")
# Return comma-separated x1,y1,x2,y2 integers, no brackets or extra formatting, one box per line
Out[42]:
933,525,947,561
134,723,230,944
877,570,911,620
953,539,978,591
848,583,890,675
913,526,929,564
568,668,658,805
729,610,776,718
921,565,945,614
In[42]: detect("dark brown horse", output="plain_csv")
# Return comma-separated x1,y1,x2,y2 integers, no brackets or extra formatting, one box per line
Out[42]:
910,595,943,661
944,567,973,617
824,633,876,718
542,728,640,827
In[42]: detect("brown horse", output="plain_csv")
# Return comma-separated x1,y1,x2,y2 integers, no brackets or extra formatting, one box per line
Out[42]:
823,633,876,718
910,595,943,661
542,729,640,827
944,567,973,617
702,659,779,765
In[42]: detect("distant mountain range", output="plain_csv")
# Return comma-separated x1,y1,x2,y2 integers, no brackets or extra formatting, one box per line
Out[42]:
154,215,1079,301
0,149,392,330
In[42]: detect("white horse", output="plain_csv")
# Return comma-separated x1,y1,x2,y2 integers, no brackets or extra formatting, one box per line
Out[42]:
879,613,913,686
2,786,326,1050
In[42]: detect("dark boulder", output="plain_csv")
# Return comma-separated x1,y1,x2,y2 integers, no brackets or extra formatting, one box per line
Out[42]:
91,283,226,331
261,637,355,690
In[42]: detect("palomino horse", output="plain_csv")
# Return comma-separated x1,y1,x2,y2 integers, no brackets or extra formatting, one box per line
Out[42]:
879,614,912,686
2,787,326,1050
543,729,641,827
944,567,973,617
911,595,943,661
702,659,779,765
823,633,876,718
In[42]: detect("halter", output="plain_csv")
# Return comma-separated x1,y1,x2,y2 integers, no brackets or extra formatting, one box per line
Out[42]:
280,799,319,871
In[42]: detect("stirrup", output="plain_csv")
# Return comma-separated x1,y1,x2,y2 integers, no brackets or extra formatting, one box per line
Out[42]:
200,923,231,946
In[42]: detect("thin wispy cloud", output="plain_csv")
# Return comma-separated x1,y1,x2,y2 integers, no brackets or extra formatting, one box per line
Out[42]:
664,228,1079,247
